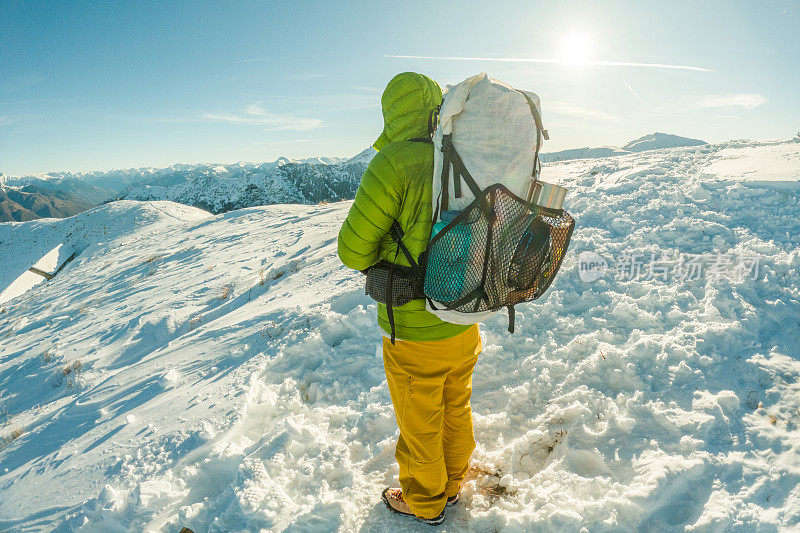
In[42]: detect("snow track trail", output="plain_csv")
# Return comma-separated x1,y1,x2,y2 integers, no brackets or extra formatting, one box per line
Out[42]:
0,140,798,531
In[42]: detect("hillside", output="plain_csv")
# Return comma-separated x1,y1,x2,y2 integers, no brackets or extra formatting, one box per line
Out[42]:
539,146,630,163
120,160,369,214
0,184,95,222
0,139,798,531
622,132,708,152
541,132,708,163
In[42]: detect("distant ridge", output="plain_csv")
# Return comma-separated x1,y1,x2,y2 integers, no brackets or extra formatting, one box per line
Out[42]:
622,132,707,152
0,134,710,221
0,184,94,222
541,132,708,163
0,156,365,221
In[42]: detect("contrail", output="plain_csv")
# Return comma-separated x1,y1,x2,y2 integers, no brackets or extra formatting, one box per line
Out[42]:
622,79,645,102
385,55,714,73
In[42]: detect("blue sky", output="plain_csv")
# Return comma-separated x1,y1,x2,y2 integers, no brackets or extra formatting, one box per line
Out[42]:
1,0,798,176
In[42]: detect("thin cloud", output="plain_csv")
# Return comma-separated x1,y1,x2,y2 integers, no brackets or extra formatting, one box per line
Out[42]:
653,94,767,114
386,54,713,72
547,101,621,123
233,54,337,64
691,93,766,109
622,79,644,103
203,104,322,131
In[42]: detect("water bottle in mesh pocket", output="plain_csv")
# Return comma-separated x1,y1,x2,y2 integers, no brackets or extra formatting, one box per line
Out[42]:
423,209,481,304
507,217,551,291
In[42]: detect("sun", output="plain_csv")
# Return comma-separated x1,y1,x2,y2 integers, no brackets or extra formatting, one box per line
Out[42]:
559,32,592,65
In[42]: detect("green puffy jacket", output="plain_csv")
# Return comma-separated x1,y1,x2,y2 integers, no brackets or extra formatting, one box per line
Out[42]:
338,72,471,342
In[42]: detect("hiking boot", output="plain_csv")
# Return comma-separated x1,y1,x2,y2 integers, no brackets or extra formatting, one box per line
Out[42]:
446,492,460,506
381,488,445,526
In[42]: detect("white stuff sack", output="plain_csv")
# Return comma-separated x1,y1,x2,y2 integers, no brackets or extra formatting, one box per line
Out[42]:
427,73,547,324
431,72,544,213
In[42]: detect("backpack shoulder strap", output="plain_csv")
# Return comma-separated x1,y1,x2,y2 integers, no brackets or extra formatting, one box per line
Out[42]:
516,90,548,186
385,219,420,344
389,220,418,269
439,134,483,213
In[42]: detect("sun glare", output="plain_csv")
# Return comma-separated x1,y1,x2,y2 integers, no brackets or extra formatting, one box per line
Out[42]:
559,32,592,65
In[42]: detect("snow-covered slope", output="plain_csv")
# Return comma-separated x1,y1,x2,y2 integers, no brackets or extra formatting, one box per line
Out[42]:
540,146,631,163
622,132,707,152
541,132,708,164
0,139,798,531
700,142,800,184
343,147,377,166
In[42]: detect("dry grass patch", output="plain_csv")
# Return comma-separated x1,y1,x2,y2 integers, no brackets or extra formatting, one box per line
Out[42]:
54,360,84,388
62,360,82,376
0,426,23,450
464,463,518,503
40,349,53,363
219,284,233,301
0,403,24,450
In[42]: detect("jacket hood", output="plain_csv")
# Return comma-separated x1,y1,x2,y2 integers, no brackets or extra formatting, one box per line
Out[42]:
373,72,443,152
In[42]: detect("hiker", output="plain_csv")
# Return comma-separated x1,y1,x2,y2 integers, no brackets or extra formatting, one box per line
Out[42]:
338,72,482,525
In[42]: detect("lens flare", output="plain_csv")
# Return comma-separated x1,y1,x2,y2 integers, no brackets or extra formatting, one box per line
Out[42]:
559,33,592,65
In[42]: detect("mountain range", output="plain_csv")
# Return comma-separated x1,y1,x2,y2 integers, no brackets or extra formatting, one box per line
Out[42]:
0,133,707,222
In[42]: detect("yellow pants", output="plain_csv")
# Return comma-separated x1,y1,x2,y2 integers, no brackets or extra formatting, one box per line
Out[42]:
382,324,482,519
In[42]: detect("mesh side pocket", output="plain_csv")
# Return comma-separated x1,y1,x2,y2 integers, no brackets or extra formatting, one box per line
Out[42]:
424,184,574,313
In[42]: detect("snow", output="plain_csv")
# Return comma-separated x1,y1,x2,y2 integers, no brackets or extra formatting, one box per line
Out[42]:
541,133,709,164
3,155,368,221
0,139,799,531
0,270,46,305
118,159,368,214
343,147,377,166
622,132,707,153
701,141,800,184
0,244,81,304
540,146,631,163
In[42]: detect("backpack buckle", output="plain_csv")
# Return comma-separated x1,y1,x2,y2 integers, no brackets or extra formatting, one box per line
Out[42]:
441,134,454,157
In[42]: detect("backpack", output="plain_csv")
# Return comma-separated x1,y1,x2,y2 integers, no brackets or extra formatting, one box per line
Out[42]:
365,73,575,341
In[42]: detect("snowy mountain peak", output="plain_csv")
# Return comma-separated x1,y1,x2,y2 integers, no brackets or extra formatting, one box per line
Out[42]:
622,132,707,152
274,156,295,167
343,147,377,166
540,132,709,163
